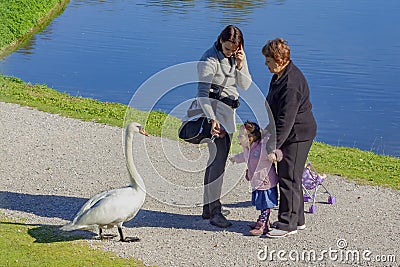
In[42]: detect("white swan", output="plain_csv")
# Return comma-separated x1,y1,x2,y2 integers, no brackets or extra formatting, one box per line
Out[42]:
61,122,147,242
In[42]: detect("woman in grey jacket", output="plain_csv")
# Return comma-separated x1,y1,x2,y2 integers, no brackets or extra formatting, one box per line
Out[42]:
197,25,252,228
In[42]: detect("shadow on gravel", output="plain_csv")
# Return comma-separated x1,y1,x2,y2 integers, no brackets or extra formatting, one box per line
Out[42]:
0,191,87,220
126,209,252,235
0,191,253,237
223,201,252,208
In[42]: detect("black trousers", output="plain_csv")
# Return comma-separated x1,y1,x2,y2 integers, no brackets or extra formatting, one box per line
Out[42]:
277,140,313,231
203,133,232,215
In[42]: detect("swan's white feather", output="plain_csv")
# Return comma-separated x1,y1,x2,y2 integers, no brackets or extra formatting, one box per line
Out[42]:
61,187,145,231
61,122,146,235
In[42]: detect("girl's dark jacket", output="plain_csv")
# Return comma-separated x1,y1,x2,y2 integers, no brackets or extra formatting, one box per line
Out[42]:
265,61,317,152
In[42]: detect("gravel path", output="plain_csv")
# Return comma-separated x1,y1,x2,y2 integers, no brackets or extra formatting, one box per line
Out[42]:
1,102,399,267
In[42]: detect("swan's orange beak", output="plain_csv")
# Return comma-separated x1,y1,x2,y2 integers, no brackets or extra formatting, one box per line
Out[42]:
139,127,149,136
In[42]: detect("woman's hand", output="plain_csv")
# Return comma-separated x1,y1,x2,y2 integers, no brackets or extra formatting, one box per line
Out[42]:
267,149,283,162
267,152,277,163
210,119,221,137
235,45,245,70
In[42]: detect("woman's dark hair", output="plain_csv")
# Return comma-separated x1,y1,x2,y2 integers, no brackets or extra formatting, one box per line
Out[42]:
216,25,244,51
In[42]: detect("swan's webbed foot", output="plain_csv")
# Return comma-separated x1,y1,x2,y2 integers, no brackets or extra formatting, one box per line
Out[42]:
118,226,140,242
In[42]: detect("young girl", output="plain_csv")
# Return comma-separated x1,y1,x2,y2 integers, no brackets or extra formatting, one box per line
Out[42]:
230,121,279,236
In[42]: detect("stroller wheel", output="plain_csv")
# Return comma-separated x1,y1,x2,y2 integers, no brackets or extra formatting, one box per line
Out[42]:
309,205,317,214
303,195,311,202
328,196,336,204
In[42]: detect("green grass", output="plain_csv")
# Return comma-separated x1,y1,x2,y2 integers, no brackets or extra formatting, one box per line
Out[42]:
0,217,150,267
308,142,399,189
1,74,399,190
0,75,181,138
0,0,70,57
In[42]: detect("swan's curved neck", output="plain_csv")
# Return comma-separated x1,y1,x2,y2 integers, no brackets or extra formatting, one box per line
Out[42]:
125,130,145,191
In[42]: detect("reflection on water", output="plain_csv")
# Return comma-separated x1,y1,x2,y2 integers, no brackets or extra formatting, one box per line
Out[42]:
70,0,110,7
0,0,399,158
205,0,270,23
14,39,35,56
140,0,284,23
16,24,55,56
140,1,196,14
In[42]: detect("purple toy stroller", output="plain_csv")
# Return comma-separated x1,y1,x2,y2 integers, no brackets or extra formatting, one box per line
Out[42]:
302,160,336,213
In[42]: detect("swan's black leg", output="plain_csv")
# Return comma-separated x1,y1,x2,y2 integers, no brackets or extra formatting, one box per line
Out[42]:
98,227,104,239
118,226,140,242
98,227,116,240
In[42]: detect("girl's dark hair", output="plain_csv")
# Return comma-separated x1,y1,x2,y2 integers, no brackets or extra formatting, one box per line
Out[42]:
244,121,261,141
216,25,244,51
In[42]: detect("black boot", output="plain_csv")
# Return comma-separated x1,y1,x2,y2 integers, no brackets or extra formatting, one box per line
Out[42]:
209,203,232,228
202,205,211,219
210,213,232,228
202,205,230,220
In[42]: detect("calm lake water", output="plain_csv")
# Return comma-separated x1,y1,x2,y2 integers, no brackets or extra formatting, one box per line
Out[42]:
1,0,399,157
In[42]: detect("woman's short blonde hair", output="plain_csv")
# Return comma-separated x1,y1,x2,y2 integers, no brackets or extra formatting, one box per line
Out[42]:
262,38,291,64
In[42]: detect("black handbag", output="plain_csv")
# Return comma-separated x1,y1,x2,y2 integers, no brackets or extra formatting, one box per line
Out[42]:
178,117,212,144
178,82,225,144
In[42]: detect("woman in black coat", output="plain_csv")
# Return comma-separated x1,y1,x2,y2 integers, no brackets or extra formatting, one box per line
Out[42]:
262,38,317,238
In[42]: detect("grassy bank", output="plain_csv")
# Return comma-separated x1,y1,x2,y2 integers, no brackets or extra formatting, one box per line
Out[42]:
0,0,69,57
0,217,150,267
1,74,399,190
